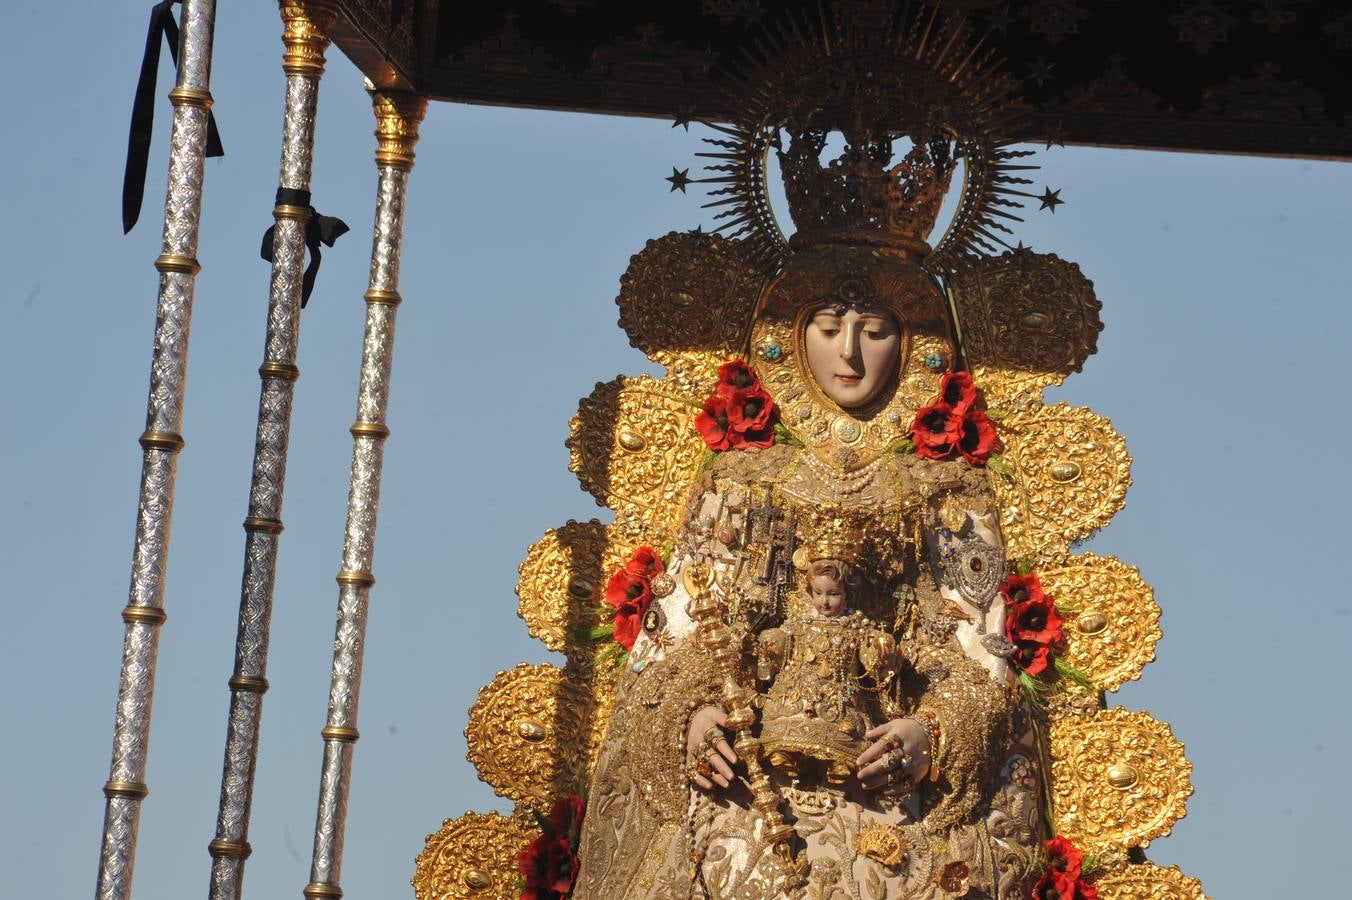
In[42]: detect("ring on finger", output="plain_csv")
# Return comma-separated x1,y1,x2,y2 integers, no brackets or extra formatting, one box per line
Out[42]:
702,725,725,746
886,735,903,752
883,749,904,771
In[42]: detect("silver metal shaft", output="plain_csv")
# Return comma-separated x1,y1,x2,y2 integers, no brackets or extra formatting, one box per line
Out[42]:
207,5,339,899
302,88,427,900
97,1,218,898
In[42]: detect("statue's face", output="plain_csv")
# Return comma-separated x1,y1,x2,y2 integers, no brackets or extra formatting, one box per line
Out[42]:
803,305,901,409
808,573,848,617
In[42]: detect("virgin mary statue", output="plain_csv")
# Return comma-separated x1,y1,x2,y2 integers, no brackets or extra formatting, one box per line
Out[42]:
422,8,1198,900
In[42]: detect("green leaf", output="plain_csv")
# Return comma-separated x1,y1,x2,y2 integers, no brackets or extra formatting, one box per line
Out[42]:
888,437,916,455
1053,656,1094,688
1017,669,1058,710
1016,558,1035,575
588,622,616,640
986,407,1010,421
986,454,1013,477
697,448,717,472
773,422,802,446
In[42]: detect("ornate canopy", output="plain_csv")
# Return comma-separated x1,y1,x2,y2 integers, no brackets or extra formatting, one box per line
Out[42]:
333,0,1351,159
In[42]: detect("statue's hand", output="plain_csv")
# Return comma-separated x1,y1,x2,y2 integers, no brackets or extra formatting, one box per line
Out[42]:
856,718,931,794
686,705,738,791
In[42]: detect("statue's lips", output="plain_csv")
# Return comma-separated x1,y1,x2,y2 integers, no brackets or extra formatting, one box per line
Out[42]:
834,374,863,385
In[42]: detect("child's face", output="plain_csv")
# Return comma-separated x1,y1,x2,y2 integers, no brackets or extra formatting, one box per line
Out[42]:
808,574,848,617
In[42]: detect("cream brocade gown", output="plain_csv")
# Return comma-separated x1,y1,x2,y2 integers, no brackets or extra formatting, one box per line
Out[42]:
575,444,1045,900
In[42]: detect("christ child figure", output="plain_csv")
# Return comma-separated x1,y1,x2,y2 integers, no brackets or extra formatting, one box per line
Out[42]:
755,555,898,783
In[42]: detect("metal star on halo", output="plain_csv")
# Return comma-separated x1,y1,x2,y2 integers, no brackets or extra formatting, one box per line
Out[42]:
1038,187,1065,213
666,167,693,192
1042,119,1068,149
986,4,1015,33
1029,56,1055,88
671,107,696,131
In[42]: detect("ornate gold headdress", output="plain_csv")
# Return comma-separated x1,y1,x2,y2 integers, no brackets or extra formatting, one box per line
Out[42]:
678,4,1038,468
689,3,1035,270
792,507,872,567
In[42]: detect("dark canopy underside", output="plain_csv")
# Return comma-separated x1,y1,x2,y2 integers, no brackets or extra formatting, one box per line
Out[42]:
335,0,1352,160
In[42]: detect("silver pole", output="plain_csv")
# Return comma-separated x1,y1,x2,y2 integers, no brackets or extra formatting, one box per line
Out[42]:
97,1,219,898
302,88,427,900
207,4,339,898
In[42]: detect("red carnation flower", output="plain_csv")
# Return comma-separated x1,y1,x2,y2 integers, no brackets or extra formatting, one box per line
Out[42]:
696,394,735,451
716,359,759,396
1005,596,1063,648
518,833,578,899
1009,639,1053,676
938,371,978,415
604,569,652,612
1043,836,1084,883
911,402,964,459
611,603,645,651
549,793,586,842
957,409,999,465
624,545,665,581
1000,573,1046,607
726,385,776,434
1032,870,1097,900
699,359,779,451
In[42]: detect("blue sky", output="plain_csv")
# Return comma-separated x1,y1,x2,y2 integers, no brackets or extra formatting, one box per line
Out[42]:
4,4,1352,899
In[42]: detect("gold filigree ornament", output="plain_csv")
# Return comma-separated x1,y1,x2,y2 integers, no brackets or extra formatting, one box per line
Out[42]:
411,811,535,900
616,231,768,398
516,519,609,653
1091,862,1208,900
515,518,657,659
567,374,707,534
1050,708,1193,854
465,663,607,808
855,822,909,867
989,404,1132,567
946,249,1104,409
1042,553,1162,692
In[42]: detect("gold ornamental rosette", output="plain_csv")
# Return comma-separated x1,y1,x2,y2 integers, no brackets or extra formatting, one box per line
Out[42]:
416,6,1202,898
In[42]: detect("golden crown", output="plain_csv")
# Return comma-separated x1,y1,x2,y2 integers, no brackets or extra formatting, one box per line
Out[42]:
780,132,955,254
795,508,871,565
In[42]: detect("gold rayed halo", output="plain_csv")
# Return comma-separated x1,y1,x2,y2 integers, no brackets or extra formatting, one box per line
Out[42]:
688,3,1037,274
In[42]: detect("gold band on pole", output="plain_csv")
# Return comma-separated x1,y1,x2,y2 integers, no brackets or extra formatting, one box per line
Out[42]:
303,86,427,900
207,5,341,900
96,3,219,898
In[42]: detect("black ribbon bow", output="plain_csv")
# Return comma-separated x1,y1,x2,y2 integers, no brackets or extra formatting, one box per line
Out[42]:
123,0,225,234
260,188,350,308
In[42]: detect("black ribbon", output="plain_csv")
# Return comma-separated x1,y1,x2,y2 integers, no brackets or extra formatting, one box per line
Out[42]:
260,188,350,308
123,0,225,234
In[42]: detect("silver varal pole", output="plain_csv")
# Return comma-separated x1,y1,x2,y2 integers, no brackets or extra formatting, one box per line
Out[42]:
303,88,427,900
97,1,219,898
207,4,339,898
